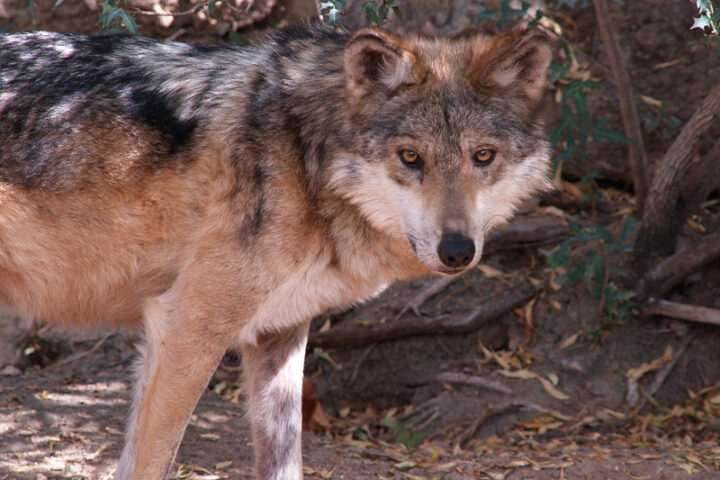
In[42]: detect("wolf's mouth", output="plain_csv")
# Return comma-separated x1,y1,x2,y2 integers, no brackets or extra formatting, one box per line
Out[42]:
434,265,472,276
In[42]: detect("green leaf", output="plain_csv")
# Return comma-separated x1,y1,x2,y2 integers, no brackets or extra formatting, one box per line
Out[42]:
118,10,138,34
54,0,64,7
228,30,251,46
0,22,12,33
692,14,712,31
595,126,636,144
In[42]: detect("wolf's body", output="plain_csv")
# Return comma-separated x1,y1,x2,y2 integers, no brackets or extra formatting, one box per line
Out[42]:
0,26,552,479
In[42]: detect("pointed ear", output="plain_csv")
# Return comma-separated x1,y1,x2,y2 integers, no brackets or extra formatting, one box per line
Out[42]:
468,29,553,110
345,27,424,95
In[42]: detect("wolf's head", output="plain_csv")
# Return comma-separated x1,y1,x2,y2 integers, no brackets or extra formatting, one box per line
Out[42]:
327,27,553,275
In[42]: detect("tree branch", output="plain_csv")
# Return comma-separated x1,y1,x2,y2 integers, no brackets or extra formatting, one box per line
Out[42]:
592,0,649,214
634,82,720,267
642,298,720,327
308,284,540,348
638,227,720,299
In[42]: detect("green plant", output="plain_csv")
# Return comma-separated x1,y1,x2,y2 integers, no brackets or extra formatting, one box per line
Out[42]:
691,0,720,53
638,97,682,141
361,0,402,27
474,0,544,29
691,0,720,35
550,55,635,167
546,217,636,326
381,418,426,448
98,0,138,34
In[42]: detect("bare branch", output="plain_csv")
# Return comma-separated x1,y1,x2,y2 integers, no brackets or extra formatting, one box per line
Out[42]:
592,0,649,214
639,227,720,299
308,284,540,348
642,298,720,327
635,82,720,265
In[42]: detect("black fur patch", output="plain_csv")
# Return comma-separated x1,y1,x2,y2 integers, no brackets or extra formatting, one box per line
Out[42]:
0,32,209,188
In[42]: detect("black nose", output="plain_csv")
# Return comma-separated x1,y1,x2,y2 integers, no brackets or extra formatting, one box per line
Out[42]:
437,233,475,268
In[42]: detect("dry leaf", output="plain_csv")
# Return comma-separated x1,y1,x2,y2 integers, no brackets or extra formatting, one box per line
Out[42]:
538,376,570,400
561,180,586,200
477,264,505,278
652,58,683,70
533,205,566,217
499,368,536,380
319,317,331,332
626,345,673,380
302,379,331,431
559,332,579,349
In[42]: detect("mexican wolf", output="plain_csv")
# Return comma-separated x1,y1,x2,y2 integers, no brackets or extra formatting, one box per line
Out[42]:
0,24,552,479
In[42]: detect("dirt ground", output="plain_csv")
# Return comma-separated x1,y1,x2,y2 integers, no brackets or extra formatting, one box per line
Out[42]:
2,0,720,479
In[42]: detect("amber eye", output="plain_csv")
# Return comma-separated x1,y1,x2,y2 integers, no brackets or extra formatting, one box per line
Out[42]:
474,149,496,166
399,150,423,169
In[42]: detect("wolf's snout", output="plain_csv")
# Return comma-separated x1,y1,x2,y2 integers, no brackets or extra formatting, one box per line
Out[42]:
437,233,475,269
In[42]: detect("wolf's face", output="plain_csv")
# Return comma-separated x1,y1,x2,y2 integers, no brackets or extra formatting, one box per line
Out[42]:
329,28,553,275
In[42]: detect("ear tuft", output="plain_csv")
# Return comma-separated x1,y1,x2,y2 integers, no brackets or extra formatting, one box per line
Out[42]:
345,28,422,95
469,29,553,109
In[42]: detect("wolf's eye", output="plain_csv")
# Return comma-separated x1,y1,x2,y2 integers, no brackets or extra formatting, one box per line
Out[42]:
399,150,423,169
474,149,496,166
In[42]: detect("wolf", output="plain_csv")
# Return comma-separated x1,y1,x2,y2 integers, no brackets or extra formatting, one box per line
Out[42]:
0,25,552,479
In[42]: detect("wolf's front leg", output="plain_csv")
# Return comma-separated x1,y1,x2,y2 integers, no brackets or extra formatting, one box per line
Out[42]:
241,322,310,480
117,295,229,480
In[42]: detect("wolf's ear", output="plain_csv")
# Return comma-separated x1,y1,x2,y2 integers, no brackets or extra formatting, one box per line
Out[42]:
469,29,553,110
345,28,423,95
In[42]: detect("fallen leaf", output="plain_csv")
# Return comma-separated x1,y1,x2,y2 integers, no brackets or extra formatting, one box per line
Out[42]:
477,264,505,278
538,376,570,400
319,318,332,332
559,332,579,349
302,379,331,431
626,345,673,380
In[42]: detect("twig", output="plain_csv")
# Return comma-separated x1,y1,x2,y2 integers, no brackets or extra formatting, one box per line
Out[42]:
347,344,375,386
434,371,511,394
413,408,440,431
592,0,649,214
395,276,458,318
45,332,114,371
642,298,720,327
456,401,526,448
308,283,540,348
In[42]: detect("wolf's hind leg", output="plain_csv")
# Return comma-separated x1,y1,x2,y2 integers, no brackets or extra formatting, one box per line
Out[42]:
241,322,310,480
117,294,229,480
